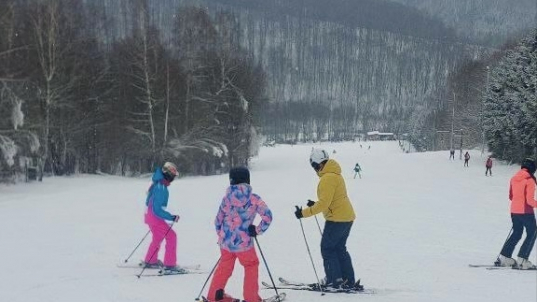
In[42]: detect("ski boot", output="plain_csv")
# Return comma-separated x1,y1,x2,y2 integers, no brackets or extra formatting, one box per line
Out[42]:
495,255,516,267
139,260,163,269
515,258,537,270
160,265,188,275
353,279,365,292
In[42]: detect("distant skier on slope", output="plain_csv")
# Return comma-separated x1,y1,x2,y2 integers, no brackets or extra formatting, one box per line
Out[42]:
496,158,537,269
464,151,470,167
353,162,362,179
206,167,273,302
142,162,181,273
295,149,357,290
485,156,493,176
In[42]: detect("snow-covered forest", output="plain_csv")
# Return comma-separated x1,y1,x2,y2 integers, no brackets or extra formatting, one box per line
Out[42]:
1,0,536,182
0,0,266,178
483,34,537,161
155,0,489,143
391,0,536,45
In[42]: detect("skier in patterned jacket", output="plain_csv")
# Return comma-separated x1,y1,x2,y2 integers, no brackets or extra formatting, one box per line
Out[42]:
206,167,273,302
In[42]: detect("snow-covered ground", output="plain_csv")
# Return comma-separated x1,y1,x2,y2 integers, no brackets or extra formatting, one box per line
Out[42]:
0,141,536,302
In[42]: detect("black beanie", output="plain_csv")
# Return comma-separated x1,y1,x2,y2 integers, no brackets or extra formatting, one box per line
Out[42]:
522,158,536,175
229,167,250,185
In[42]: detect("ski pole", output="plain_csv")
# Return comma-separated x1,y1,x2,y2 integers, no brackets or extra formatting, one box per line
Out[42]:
254,236,282,302
194,257,220,301
307,200,323,236
123,229,151,264
314,215,323,236
297,206,324,296
136,222,175,278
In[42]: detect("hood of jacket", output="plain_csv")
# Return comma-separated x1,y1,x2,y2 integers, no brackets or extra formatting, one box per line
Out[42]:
317,159,341,177
151,168,170,186
225,184,253,207
512,169,533,183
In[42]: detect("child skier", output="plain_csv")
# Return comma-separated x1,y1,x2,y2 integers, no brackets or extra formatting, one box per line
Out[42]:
496,158,537,269
206,167,273,302
485,156,493,176
353,162,362,179
464,151,470,167
142,162,181,273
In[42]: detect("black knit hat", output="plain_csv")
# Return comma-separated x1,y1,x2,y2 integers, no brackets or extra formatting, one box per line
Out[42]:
229,167,250,185
522,158,536,175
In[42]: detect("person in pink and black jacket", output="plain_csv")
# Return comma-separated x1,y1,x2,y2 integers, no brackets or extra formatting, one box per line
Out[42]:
206,167,273,302
485,156,493,176
496,158,537,269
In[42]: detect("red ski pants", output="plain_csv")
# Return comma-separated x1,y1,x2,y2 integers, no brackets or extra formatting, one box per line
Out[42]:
207,248,261,302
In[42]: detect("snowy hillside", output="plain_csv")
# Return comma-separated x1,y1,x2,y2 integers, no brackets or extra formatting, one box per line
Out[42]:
389,0,536,44
0,141,535,302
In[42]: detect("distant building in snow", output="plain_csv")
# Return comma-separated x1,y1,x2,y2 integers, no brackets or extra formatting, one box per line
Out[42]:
366,131,395,141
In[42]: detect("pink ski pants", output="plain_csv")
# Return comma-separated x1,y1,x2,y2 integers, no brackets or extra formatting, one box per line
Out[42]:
143,205,177,267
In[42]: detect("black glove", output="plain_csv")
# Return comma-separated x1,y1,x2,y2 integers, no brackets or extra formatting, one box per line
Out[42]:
172,215,180,222
248,225,257,237
307,199,315,207
294,206,303,219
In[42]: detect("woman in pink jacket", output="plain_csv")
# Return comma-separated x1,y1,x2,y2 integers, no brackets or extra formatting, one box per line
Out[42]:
496,158,537,269
206,167,273,302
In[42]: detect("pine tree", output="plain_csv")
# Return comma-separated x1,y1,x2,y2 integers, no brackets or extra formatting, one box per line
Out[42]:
483,30,537,162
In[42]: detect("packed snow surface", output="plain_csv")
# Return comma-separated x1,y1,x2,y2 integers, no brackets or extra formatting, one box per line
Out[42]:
1,141,535,302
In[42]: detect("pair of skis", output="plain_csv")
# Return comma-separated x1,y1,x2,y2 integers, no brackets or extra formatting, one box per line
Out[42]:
117,261,205,276
200,293,286,302
262,277,375,294
468,264,537,271
154,266,206,276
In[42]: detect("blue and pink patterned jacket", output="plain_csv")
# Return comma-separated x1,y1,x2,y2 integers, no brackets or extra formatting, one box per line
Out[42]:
215,184,272,252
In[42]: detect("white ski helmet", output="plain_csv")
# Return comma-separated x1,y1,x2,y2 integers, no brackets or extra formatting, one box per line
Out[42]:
162,162,179,181
310,148,329,171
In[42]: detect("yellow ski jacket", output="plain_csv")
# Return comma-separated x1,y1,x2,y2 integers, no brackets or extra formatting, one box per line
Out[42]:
302,159,356,222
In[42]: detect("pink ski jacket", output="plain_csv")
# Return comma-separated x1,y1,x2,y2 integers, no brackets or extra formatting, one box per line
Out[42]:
509,169,537,214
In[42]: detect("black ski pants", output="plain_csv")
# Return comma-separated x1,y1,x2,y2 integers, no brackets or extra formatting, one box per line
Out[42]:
500,214,537,259
321,221,355,285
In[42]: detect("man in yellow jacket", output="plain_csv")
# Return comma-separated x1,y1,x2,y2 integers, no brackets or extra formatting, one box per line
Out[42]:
295,148,356,289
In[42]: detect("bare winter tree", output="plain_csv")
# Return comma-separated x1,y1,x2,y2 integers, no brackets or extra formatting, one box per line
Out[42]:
0,1,40,180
